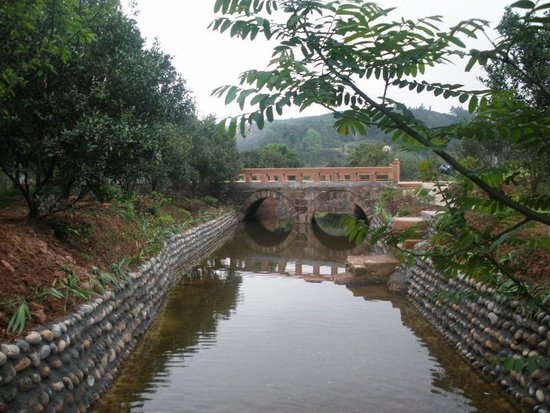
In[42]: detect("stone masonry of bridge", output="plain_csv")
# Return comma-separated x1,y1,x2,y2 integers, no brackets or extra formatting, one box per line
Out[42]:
220,161,402,224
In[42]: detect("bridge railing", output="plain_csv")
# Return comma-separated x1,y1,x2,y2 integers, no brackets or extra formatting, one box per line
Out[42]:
234,159,400,183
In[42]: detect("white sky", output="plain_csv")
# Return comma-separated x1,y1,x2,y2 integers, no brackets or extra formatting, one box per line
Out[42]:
125,0,513,119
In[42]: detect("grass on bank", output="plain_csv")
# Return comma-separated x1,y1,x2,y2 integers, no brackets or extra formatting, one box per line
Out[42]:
0,192,228,340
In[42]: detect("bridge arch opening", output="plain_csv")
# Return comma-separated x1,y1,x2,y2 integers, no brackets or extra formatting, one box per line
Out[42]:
305,190,372,237
241,190,298,232
243,198,267,221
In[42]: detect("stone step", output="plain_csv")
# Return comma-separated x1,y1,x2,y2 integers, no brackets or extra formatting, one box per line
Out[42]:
398,181,423,189
345,254,399,283
390,217,428,232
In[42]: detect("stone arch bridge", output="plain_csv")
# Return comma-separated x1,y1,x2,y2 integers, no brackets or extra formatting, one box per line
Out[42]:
219,162,403,224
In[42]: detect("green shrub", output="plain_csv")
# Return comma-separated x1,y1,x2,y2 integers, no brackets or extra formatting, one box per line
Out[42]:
373,185,431,218
48,220,92,240
180,197,204,213
418,160,436,182
157,214,175,227
93,182,122,202
114,196,137,222
180,209,192,221
202,195,218,206
135,192,173,216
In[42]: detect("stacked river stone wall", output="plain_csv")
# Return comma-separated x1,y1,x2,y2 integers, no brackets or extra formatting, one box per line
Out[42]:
0,212,238,413
409,257,550,413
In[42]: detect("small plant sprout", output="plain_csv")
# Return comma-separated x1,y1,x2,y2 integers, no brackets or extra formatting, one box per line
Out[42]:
3,298,31,335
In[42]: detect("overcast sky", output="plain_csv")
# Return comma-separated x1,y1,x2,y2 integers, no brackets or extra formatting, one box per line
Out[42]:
125,0,513,119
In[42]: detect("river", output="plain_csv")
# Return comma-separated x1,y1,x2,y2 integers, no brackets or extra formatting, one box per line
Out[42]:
92,220,522,413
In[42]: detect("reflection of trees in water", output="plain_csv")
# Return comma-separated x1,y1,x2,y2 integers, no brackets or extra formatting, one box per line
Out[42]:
312,212,348,237
92,271,242,413
346,285,524,413
310,217,356,251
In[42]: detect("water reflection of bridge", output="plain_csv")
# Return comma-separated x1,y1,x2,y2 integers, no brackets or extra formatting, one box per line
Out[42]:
212,221,374,282
215,256,346,281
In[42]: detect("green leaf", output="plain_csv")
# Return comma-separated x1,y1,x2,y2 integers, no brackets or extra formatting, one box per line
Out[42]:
510,0,535,9
256,112,265,129
287,14,299,28
236,88,256,110
214,0,225,13
431,137,448,147
239,116,246,137
225,86,239,105
448,36,466,48
266,106,274,122
512,358,524,372
216,119,227,137
526,358,537,373
468,95,478,113
7,301,31,335
479,96,488,111
465,55,478,72
227,117,237,137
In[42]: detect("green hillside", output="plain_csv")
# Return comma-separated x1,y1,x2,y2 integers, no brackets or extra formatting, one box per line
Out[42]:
237,106,467,169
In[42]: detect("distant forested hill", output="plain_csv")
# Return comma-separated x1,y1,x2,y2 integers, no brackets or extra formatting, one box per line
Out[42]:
237,106,468,168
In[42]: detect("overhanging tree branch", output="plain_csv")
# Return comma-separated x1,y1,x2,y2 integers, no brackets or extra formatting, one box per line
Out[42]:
337,74,550,226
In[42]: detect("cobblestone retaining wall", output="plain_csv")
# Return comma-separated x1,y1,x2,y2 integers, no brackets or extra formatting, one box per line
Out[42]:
0,212,238,413
409,258,550,413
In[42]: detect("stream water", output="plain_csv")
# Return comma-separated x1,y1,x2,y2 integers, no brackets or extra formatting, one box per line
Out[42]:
92,220,522,413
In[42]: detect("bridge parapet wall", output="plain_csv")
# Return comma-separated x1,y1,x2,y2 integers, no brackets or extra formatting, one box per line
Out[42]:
235,159,400,183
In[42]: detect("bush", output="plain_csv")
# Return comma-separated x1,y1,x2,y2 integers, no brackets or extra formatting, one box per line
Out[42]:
418,160,435,182
202,195,218,206
179,197,204,213
93,182,122,202
374,185,432,218
157,214,175,227
48,220,92,240
134,192,172,216
114,197,137,222
180,209,192,221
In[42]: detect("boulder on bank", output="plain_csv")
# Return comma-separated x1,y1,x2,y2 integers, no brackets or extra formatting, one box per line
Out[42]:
345,255,399,283
387,267,410,293
333,272,356,285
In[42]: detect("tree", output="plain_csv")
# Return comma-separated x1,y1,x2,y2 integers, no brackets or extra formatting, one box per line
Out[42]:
0,0,99,217
482,9,550,110
0,0,195,217
299,128,322,161
241,144,304,168
189,116,241,196
211,0,550,309
461,7,550,194
346,143,393,167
